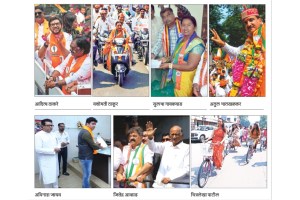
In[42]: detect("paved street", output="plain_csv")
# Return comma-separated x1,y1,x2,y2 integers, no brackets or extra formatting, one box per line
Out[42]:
191,142,267,188
93,53,149,97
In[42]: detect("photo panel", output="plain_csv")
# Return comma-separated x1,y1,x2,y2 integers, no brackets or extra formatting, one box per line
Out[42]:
34,4,92,96
190,115,267,188
209,5,266,97
92,4,150,97
34,115,111,188
151,4,208,97
113,115,190,188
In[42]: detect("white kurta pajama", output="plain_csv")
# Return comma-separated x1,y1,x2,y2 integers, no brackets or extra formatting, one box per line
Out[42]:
35,130,59,187
148,140,190,188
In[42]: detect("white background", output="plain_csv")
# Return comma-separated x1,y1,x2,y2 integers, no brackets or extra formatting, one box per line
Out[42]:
0,0,295,199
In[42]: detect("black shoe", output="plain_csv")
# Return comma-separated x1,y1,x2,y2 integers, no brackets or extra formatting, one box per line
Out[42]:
132,60,137,66
63,172,70,176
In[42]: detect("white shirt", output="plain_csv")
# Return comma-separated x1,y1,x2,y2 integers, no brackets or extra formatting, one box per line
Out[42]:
121,144,153,178
55,53,91,85
193,50,208,97
55,130,70,149
36,22,46,47
148,140,189,188
94,18,112,33
35,130,59,184
113,147,123,171
76,12,85,24
151,16,163,49
222,43,244,59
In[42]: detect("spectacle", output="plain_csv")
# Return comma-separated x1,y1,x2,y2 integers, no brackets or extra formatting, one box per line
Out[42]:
35,12,42,15
162,138,170,141
50,22,61,27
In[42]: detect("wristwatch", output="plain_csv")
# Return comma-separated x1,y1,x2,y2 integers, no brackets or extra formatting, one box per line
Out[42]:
44,42,49,48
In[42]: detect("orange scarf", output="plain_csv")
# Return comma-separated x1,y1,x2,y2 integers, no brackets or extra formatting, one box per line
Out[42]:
49,33,66,68
162,19,181,57
199,47,208,88
34,19,49,47
82,125,98,154
62,54,88,94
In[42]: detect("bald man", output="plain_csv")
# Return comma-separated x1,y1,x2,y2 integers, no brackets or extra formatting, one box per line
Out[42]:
146,122,189,188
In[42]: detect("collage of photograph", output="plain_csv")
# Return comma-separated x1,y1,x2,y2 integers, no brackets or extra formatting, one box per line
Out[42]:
33,3,270,200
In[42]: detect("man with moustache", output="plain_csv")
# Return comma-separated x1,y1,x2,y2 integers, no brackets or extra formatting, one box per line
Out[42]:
211,6,265,97
116,127,153,188
151,7,181,60
55,123,70,176
35,119,61,188
146,122,189,188
38,16,72,68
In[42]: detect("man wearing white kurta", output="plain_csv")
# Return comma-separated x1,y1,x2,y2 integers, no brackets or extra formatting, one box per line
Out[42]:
35,119,61,188
147,123,190,188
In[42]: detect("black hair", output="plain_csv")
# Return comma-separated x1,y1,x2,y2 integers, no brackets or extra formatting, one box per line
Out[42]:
115,21,122,26
86,117,97,124
62,12,76,34
151,5,154,11
181,15,197,27
35,5,44,12
58,123,65,126
74,35,91,54
160,7,173,18
49,16,63,27
41,119,52,126
127,126,143,136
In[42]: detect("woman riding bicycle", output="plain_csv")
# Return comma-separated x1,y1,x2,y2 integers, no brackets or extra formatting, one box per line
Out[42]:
206,118,226,170
249,123,261,151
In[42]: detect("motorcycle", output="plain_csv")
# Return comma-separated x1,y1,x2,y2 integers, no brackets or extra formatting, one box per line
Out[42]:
110,38,131,86
97,30,110,64
135,28,149,65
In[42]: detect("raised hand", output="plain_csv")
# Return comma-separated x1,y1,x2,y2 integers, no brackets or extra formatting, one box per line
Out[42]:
145,121,157,139
210,29,225,47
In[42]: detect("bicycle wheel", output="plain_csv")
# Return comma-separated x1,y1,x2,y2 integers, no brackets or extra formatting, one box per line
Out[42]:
224,143,230,158
197,159,211,188
245,147,252,163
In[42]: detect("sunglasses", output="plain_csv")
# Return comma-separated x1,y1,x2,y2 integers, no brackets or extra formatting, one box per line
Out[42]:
35,12,42,15
162,138,170,142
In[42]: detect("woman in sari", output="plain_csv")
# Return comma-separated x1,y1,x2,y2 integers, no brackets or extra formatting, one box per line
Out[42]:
207,118,226,170
160,16,205,97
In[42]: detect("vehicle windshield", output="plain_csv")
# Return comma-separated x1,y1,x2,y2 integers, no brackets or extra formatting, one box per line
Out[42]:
197,126,206,131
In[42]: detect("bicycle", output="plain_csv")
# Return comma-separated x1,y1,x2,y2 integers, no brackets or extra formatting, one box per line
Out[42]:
259,136,267,151
224,136,234,158
197,142,217,188
245,138,256,164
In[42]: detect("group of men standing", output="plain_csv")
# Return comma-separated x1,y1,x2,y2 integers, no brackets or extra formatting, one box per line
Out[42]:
35,117,102,188
115,121,190,188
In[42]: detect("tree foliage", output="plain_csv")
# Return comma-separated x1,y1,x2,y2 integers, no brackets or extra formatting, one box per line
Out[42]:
209,4,265,53
259,116,268,129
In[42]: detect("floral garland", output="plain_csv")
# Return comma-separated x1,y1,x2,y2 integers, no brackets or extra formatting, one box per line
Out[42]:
229,24,265,97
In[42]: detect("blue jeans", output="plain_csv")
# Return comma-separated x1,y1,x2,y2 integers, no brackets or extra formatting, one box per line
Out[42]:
80,159,93,188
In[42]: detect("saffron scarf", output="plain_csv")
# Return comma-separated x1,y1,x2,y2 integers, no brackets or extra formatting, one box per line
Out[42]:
162,19,181,57
82,125,98,154
49,33,66,68
34,19,49,47
62,54,88,94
